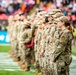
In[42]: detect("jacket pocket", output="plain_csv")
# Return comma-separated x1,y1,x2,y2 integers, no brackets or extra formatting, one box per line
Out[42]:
57,60,66,74
65,55,72,65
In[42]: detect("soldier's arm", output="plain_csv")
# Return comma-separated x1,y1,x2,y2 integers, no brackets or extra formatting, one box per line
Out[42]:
51,25,57,37
52,31,72,62
32,23,38,35
23,30,32,43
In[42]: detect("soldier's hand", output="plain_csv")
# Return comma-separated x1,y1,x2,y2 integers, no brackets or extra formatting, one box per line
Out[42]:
20,42,23,44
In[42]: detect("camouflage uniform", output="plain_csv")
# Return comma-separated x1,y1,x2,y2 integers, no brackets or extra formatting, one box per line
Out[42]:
20,23,32,68
13,23,17,57
34,12,47,70
40,23,56,75
38,10,68,75
18,21,24,60
50,26,72,75
34,24,42,69
8,16,14,51
41,11,65,75
13,15,20,58
40,24,50,74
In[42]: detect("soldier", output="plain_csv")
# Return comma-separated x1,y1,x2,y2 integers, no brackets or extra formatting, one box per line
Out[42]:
50,16,73,75
19,21,32,71
38,10,71,75
34,22,43,73
8,16,14,55
33,12,46,73
12,14,21,61
34,11,47,68
38,10,64,75
17,15,26,63
34,11,56,75
18,20,30,66
38,14,53,75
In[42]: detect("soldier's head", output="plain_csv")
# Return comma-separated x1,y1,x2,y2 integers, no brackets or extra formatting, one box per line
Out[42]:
53,13,64,24
56,16,70,28
13,15,17,22
58,16,74,38
47,9,61,17
24,21,31,28
21,15,26,22
14,14,20,21
53,12,64,19
52,9,61,13
48,11,55,16
8,15,14,24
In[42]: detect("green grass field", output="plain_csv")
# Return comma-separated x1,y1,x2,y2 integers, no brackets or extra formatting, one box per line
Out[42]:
0,45,37,75
72,46,76,55
0,70,37,75
0,45,11,52
0,45,76,75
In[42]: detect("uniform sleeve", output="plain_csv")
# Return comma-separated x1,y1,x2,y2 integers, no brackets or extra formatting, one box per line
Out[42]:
23,30,32,43
51,25,57,38
52,31,71,62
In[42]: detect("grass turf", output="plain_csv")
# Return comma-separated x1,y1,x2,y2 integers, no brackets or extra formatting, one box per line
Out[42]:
0,45,11,52
72,46,76,56
0,45,76,75
0,70,37,75
0,45,38,75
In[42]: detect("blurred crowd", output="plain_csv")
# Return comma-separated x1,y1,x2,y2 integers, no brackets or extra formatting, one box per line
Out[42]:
0,0,76,28
0,0,35,31
37,0,76,27
0,0,76,19
0,0,76,45
0,0,35,16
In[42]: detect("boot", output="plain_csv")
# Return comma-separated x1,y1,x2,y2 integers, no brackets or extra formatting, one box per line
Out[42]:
20,64,26,69
8,50,14,55
38,72,43,75
22,66,30,71
10,54,15,58
35,68,39,73
13,57,19,62
12,56,19,62
18,61,24,66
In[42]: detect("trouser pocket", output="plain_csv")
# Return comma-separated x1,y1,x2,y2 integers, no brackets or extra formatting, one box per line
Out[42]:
57,60,66,74
65,55,72,65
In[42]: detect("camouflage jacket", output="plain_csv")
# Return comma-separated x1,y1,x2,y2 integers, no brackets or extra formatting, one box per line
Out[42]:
52,27,72,63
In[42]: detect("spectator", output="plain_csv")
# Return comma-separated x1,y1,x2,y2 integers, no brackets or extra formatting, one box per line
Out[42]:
0,21,7,31
13,0,20,12
0,0,2,6
59,2,68,15
0,5,4,14
55,0,62,8
7,4,14,15
68,0,73,10
72,0,76,15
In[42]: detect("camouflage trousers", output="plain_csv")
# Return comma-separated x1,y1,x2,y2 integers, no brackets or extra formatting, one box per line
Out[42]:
10,40,14,51
41,61,69,75
19,43,32,67
54,61,70,75
12,40,19,57
39,55,70,75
